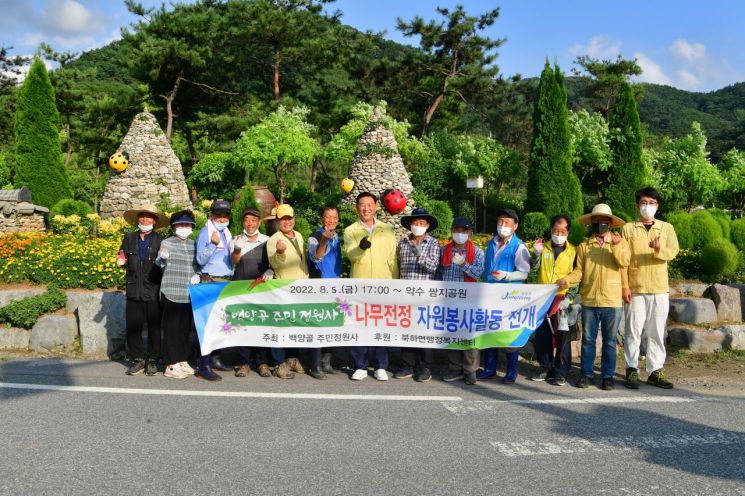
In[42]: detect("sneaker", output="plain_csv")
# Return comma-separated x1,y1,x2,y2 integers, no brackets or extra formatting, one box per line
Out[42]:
625,367,640,389
374,369,388,381
464,372,478,385
575,376,593,388
351,368,368,381
414,368,432,382
178,362,196,375
601,378,615,391
549,376,567,386
530,370,549,382
286,357,305,374
235,364,251,378
164,364,189,379
442,370,465,382
145,359,158,376
273,362,295,379
648,369,674,389
126,358,146,375
394,367,414,379
257,363,272,377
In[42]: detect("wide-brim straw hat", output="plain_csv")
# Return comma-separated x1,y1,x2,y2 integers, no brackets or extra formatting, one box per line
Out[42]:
123,204,169,230
578,203,625,228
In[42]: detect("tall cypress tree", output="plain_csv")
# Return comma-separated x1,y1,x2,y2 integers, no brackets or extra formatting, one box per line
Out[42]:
604,81,644,218
14,58,72,208
525,60,582,220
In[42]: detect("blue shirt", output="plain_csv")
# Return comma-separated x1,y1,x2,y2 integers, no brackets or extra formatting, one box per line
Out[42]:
137,232,154,261
195,226,234,277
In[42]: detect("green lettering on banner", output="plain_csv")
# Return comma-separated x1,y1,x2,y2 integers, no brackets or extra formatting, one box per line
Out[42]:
224,303,345,327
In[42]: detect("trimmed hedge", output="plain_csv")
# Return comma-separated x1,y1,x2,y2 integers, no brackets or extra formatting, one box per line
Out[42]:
568,220,587,246
706,208,731,240
0,285,67,329
666,211,693,249
51,198,93,219
691,210,722,250
731,218,745,251
520,212,550,240
700,239,740,280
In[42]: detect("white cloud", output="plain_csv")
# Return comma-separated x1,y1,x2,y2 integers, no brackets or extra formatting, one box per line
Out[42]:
633,52,674,86
569,35,622,59
677,69,700,90
40,0,96,35
669,39,706,62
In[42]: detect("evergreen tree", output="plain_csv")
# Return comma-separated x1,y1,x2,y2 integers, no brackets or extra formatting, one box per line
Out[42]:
14,58,72,208
525,61,582,220
604,81,644,218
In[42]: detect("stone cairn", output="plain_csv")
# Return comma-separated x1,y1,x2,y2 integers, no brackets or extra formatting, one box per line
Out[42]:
341,107,415,239
99,110,192,218
0,187,48,233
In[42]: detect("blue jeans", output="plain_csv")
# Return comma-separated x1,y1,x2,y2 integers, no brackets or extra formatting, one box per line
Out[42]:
581,306,621,379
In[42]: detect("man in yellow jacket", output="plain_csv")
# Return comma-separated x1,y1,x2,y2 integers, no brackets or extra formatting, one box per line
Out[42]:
621,187,679,390
557,204,630,391
343,192,398,381
530,214,577,386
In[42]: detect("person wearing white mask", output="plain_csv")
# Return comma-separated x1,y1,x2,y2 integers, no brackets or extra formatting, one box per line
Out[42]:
194,199,235,380
154,210,200,379
395,208,442,382
529,214,577,386
621,187,679,389
479,208,531,383
118,205,167,376
440,216,485,385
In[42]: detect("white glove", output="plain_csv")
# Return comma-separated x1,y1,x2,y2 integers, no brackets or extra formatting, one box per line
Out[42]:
533,239,544,255
452,253,466,266
491,270,507,281
558,298,570,311
116,258,126,267
261,269,274,281
190,274,201,285
158,248,170,260
233,237,247,252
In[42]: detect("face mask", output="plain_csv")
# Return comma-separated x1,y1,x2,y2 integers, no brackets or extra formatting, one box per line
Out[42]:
244,230,259,237
411,225,427,236
138,224,153,233
175,227,192,239
452,233,469,245
213,221,229,231
551,234,567,245
640,205,657,220
592,222,610,235
498,226,512,238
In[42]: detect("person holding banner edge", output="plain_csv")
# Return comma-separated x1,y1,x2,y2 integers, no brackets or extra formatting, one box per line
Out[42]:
343,192,399,381
266,203,308,379
307,204,344,380
479,208,531,383
530,214,577,386
440,216,485,386
229,207,277,379
194,199,235,381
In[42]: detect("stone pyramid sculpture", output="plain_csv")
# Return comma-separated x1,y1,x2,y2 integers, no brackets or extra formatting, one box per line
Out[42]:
99,110,192,218
341,107,415,238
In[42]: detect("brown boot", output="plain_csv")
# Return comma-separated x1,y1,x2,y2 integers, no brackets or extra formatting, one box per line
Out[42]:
273,361,295,379
257,363,272,377
235,364,251,378
286,357,305,374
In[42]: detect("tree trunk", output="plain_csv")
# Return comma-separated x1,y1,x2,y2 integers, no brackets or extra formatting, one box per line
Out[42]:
275,162,286,203
184,128,199,166
309,158,319,193
273,48,281,102
421,45,459,136
64,116,73,167
164,71,184,143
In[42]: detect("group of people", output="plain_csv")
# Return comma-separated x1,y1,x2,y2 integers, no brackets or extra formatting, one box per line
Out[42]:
119,186,678,391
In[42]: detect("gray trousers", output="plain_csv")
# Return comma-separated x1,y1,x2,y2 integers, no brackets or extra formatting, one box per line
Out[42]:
447,349,480,373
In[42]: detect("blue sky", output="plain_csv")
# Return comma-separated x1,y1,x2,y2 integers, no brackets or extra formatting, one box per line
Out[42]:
2,0,744,92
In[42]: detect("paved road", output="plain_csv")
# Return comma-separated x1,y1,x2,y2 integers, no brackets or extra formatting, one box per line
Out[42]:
1,358,744,495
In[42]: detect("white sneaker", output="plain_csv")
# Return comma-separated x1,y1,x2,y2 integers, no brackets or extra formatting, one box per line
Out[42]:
374,369,388,381
178,361,196,375
351,368,368,381
164,364,189,379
